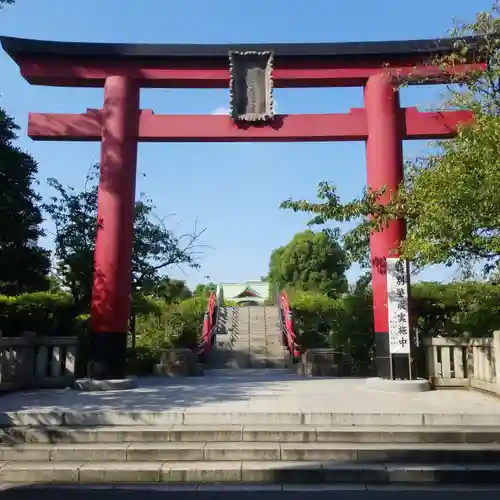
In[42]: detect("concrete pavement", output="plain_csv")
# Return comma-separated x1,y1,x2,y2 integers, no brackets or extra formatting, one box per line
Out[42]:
1,372,499,486
0,372,499,427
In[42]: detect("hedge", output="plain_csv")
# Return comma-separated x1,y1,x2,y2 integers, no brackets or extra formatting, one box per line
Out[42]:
0,292,76,337
131,296,208,374
3,282,500,376
411,282,500,338
288,290,374,372
135,296,207,347
288,282,500,375
3,282,500,340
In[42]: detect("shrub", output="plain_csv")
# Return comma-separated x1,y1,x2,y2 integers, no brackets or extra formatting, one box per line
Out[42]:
287,281,500,377
411,282,500,338
288,291,343,349
73,313,90,377
133,296,208,372
288,289,374,373
336,292,374,370
0,291,76,336
135,314,167,348
132,294,167,315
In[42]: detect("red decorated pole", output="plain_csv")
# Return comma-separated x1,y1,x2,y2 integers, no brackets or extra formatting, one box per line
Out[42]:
89,76,140,379
365,73,408,380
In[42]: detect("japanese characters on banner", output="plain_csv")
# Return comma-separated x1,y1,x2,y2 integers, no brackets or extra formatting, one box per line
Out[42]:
386,258,411,355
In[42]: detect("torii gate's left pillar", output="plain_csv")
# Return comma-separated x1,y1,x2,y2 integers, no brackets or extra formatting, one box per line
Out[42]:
89,76,140,379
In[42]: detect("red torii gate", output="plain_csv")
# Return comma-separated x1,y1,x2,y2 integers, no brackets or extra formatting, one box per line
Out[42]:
1,36,483,381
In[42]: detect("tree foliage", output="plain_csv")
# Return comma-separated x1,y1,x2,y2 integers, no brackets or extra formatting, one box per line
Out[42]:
149,277,193,303
411,281,500,338
0,108,50,294
194,282,217,297
281,3,500,274
0,0,14,9
44,164,206,311
268,229,349,297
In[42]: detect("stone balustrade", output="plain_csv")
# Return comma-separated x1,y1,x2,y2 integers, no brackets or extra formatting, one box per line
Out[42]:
0,332,77,391
424,331,500,396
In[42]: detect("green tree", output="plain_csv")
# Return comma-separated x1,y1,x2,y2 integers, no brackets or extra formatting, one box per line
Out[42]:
44,164,206,312
268,229,349,297
150,277,192,303
0,0,15,9
194,282,217,297
281,4,500,275
0,107,50,294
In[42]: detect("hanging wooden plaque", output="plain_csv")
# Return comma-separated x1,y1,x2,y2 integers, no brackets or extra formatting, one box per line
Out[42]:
229,50,275,122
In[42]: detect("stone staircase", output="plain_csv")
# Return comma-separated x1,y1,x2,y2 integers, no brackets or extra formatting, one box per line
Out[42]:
208,306,289,369
1,421,500,484
1,306,499,486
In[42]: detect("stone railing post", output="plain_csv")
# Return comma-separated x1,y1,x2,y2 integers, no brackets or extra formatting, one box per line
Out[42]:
21,330,36,386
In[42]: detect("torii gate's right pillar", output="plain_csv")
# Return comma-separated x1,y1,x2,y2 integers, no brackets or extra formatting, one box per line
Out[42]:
365,73,409,380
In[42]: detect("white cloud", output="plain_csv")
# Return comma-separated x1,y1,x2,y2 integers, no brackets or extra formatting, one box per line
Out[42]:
212,107,229,115
211,101,278,115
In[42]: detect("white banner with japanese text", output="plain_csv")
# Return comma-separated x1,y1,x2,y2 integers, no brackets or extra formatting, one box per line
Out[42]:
386,258,411,355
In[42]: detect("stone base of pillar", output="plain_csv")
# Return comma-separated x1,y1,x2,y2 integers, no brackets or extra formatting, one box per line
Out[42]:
374,332,412,380
74,377,137,392
374,331,390,379
365,377,430,393
392,353,411,380
88,332,128,380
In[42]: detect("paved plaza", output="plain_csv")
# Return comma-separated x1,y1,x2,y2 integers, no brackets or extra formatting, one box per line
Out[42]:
0,371,498,427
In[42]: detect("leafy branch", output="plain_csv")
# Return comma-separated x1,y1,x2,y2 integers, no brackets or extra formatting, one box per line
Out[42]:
44,164,208,311
280,3,500,276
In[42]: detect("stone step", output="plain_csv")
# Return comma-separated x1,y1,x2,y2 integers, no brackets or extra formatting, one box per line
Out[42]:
1,460,499,484
250,361,268,368
253,351,283,355
221,360,252,369
3,410,500,427
221,362,252,369
203,368,291,377
2,442,500,463
256,353,286,357
246,357,285,362
245,355,286,360
4,423,500,444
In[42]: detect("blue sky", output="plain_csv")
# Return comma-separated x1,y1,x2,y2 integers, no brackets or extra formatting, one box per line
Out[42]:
0,0,491,289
